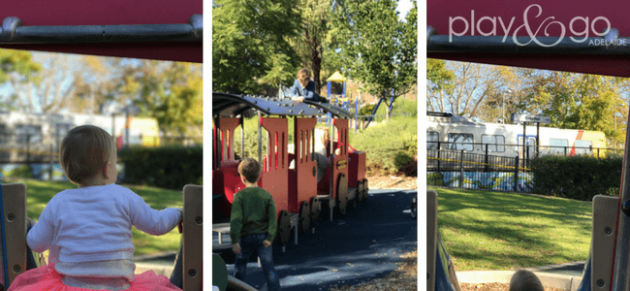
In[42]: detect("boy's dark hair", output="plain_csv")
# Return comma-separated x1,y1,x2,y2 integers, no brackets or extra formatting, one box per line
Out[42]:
238,158,261,183
510,270,544,291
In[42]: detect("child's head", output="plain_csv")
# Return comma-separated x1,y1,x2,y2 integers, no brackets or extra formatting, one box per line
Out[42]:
297,68,311,87
238,158,261,184
509,270,544,291
60,125,117,186
315,127,330,146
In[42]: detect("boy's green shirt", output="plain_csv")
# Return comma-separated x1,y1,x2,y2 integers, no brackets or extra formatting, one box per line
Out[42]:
230,187,277,243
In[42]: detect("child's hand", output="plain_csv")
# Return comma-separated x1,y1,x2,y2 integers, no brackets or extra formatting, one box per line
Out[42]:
334,148,341,156
263,240,272,248
232,243,241,254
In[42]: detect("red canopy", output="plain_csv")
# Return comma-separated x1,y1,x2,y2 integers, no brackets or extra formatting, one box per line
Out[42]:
427,0,630,76
0,0,202,63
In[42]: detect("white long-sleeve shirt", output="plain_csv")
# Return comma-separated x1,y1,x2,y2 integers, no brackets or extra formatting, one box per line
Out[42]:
27,184,182,289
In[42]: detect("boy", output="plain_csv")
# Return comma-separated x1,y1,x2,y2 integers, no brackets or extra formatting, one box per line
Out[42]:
230,158,281,291
510,270,544,291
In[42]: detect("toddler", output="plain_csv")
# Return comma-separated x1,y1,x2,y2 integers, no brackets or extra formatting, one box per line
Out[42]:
8,125,183,291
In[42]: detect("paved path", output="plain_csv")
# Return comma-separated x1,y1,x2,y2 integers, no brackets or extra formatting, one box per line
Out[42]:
214,189,418,291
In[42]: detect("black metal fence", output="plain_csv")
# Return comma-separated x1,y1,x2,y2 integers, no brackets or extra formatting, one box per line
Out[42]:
427,141,624,159
427,142,625,192
427,148,531,192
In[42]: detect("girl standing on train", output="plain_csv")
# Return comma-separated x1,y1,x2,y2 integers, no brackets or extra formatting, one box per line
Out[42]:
9,125,183,291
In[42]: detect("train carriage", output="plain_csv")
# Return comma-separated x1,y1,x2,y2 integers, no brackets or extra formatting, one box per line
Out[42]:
427,112,608,159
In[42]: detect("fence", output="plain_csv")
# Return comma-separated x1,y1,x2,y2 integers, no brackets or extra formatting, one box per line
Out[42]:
427,143,626,192
427,148,532,192
426,141,624,159
0,133,202,181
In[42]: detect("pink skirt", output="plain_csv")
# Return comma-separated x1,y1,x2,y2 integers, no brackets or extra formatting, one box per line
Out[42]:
8,264,183,291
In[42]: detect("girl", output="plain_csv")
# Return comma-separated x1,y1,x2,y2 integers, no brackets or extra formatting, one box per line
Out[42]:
290,68,320,102
9,125,183,291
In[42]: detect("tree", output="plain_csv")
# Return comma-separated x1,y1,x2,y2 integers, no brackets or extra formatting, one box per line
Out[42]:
332,0,417,120
213,0,303,94
300,0,331,94
0,50,41,111
117,60,203,136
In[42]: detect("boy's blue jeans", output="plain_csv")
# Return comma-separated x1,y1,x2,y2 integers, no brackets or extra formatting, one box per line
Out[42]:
234,233,281,291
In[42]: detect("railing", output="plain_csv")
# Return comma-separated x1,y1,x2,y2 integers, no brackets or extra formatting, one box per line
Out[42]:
426,141,624,159
427,148,531,192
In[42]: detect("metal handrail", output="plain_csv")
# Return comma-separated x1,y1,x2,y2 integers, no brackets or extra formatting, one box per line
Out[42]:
0,15,202,44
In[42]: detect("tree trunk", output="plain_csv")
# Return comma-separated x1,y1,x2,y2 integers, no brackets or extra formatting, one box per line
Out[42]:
311,38,321,95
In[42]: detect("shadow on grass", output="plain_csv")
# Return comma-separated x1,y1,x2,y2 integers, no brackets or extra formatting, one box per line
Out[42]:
435,188,593,270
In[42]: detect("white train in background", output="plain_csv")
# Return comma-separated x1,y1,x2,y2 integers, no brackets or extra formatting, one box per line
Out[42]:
0,110,161,161
426,112,608,158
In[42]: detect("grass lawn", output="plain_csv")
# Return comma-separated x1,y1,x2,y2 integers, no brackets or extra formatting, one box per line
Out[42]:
433,188,593,271
3,178,183,257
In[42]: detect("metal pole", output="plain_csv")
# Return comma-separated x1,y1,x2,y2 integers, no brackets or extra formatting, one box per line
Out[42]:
536,122,540,158
26,134,30,165
522,122,527,160
514,155,519,192
240,115,245,159
258,111,262,164
460,150,464,189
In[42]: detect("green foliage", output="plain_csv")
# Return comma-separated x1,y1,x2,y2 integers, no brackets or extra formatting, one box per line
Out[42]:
332,0,417,118
349,116,417,175
1,165,34,178
0,50,41,110
118,61,203,136
213,0,303,93
435,188,592,271
427,58,454,92
119,146,202,190
531,155,622,200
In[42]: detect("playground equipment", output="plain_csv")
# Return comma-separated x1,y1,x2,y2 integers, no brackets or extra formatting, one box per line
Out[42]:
212,93,369,250
428,1,630,291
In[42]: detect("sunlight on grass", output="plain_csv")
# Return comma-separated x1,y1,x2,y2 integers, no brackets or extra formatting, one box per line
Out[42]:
5,178,183,257
433,188,592,271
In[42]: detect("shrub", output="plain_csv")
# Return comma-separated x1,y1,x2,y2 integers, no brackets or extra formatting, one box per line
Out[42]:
119,146,202,190
531,155,622,201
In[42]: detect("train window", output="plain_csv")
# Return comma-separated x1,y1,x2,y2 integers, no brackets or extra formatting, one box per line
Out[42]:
549,138,569,155
15,124,42,144
481,135,505,152
427,131,439,149
448,133,473,151
575,140,593,155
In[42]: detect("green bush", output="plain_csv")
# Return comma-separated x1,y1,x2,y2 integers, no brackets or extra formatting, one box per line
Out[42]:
1,165,34,178
119,146,202,190
531,155,622,200
350,116,417,176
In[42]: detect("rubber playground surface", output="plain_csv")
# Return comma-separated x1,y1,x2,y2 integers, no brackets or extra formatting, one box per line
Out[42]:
214,189,418,291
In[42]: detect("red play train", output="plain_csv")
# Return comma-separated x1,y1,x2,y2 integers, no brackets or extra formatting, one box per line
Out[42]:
212,92,369,248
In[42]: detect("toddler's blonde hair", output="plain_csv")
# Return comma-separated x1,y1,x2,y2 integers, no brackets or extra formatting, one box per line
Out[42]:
60,125,116,184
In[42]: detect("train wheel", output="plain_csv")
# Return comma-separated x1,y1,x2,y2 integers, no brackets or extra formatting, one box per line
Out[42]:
336,174,348,216
310,197,321,225
276,211,291,246
363,179,369,202
357,181,364,204
299,201,311,233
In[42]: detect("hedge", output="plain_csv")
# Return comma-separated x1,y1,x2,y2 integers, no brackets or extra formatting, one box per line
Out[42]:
119,146,202,190
531,155,621,201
